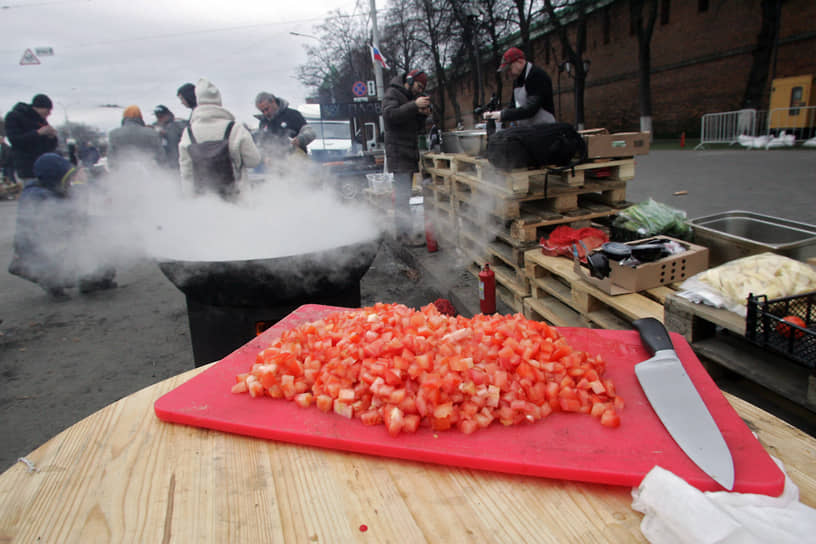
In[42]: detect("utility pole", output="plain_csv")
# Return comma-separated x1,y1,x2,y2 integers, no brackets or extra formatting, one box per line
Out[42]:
370,0,385,153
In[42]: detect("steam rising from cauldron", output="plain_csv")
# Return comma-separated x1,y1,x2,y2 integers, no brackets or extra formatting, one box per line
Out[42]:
61,151,383,286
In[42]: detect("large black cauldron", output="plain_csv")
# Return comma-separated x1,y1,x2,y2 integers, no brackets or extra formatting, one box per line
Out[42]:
159,236,381,365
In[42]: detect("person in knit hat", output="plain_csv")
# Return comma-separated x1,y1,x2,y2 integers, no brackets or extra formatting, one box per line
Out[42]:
9,152,117,298
153,104,185,171
178,78,260,198
382,69,431,246
107,104,162,170
3,93,58,186
482,47,556,126
9,153,80,298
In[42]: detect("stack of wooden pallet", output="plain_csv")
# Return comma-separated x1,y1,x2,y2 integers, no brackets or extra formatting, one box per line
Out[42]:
421,151,635,313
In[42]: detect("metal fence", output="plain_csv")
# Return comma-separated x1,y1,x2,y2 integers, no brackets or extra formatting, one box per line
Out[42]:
696,106,816,150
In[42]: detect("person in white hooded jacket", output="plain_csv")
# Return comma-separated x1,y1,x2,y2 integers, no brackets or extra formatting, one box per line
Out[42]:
178,78,260,197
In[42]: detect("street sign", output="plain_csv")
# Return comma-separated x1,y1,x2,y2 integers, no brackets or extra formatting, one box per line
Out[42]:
20,49,40,66
367,80,376,96
34,47,54,57
352,81,368,97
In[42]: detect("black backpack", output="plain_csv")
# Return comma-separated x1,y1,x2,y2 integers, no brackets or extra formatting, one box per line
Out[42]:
486,123,587,171
186,121,236,195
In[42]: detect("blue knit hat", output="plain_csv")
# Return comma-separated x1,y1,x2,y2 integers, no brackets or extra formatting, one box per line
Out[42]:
33,153,75,192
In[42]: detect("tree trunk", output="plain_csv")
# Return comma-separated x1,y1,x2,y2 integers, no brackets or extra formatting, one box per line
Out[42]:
743,0,783,110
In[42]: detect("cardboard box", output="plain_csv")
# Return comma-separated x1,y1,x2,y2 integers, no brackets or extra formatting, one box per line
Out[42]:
573,236,709,295
580,129,651,159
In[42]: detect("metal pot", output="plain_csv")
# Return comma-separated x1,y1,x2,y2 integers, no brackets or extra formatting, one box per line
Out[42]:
441,130,488,156
158,236,382,308
158,236,382,365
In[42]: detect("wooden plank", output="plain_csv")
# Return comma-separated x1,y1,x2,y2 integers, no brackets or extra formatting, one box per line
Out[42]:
694,334,816,413
545,158,636,187
523,296,588,327
524,250,670,327
663,293,746,342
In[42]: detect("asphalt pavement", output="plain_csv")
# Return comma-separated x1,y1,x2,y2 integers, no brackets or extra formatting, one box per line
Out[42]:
1,149,814,473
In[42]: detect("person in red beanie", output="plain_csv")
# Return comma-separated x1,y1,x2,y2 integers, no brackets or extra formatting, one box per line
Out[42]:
382,69,431,246
483,47,556,127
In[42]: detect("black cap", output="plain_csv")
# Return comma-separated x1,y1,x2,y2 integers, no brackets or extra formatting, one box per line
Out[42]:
154,104,172,116
32,94,53,109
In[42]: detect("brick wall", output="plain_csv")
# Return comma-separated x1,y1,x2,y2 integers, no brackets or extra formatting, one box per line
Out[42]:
437,0,816,137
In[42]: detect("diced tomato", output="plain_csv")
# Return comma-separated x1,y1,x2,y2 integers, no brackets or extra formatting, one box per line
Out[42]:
601,409,621,428
234,303,622,436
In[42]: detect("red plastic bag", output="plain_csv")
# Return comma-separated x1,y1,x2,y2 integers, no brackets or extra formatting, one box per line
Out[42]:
539,225,608,259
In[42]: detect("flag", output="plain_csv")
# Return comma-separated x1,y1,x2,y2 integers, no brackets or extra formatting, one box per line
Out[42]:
370,45,390,70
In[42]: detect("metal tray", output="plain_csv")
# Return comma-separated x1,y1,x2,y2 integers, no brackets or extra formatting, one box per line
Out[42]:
687,210,816,265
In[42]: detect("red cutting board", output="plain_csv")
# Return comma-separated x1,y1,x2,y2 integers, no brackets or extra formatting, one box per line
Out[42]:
155,304,785,495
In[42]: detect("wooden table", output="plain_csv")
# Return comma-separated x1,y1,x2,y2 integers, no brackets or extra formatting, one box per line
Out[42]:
1,367,814,543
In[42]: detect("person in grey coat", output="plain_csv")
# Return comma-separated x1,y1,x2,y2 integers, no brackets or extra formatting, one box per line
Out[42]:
107,105,162,171
382,69,430,245
153,105,185,171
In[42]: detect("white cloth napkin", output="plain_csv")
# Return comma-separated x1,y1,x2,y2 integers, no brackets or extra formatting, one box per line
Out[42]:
631,460,816,544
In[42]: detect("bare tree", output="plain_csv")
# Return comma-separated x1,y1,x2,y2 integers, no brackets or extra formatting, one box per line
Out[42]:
510,0,540,61
542,0,591,128
630,0,658,135
413,0,463,128
743,0,785,110
296,10,370,103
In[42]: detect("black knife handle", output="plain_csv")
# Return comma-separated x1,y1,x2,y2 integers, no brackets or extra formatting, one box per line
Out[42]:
632,318,675,355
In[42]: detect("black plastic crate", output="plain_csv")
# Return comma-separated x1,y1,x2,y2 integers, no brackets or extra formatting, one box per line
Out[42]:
745,291,816,370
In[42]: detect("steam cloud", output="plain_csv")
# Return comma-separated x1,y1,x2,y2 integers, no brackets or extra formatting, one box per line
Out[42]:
58,152,384,284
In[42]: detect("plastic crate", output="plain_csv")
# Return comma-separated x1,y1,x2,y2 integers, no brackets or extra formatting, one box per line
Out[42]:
745,291,816,370
366,173,393,193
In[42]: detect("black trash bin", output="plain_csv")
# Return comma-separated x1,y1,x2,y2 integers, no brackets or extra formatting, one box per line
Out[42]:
159,237,381,366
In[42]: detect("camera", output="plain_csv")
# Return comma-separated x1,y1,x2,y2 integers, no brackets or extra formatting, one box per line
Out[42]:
473,93,500,116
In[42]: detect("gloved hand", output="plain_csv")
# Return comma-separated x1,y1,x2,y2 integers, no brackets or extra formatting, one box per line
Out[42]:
483,111,501,121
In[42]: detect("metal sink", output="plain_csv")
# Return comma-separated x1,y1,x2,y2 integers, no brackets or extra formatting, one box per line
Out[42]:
688,211,816,265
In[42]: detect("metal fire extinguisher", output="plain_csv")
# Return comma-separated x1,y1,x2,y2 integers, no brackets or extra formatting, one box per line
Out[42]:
425,219,438,253
479,263,496,314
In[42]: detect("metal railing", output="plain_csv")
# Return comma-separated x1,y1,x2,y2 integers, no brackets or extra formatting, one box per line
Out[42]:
696,106,816,150
695,109,761,149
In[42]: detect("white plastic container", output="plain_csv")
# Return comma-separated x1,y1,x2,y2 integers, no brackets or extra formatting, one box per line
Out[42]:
366,173,393,193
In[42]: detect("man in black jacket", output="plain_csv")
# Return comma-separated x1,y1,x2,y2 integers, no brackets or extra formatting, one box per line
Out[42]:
254,92,315,156
4,94,59,186
483,47,556,126
382,69,430,245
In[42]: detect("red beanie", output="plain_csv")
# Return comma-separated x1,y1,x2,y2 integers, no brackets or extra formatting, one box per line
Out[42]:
407,69,427,87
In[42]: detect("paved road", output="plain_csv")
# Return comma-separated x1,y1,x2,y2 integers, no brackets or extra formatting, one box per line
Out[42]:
630,149,816,224
1,149,814,473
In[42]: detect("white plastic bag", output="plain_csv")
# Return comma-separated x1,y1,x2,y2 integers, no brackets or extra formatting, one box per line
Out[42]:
678,253,816,316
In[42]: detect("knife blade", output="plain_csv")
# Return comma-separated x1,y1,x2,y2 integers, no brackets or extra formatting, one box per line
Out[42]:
632,317,735,490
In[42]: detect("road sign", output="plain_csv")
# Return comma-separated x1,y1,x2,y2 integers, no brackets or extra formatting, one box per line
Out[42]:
352,81,368,98
20,49,40,66
34,47,54,57
367,80,376,96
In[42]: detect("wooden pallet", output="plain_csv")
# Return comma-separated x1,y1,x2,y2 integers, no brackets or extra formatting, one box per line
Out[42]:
453,174,629,216
664,294,816,412
545,158,636,187
523,250,674,329
421,152,456,172
453,155,545,195
509,198,632,242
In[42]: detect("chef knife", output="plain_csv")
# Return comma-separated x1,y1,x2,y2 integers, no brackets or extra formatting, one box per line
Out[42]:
632,317,735,490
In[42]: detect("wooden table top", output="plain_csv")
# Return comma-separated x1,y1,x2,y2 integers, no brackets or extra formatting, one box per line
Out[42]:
1,365,814,543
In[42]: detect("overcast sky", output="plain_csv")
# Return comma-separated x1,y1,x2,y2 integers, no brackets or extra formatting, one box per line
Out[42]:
1,0,368,135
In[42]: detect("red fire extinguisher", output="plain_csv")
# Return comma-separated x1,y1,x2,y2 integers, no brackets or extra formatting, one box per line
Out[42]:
479,263,496,314
425,220,438,253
